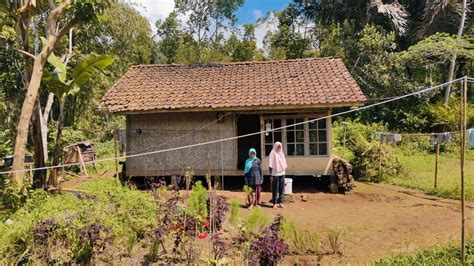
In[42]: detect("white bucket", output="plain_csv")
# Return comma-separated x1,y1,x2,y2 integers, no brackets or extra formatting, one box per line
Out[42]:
284,178,293,195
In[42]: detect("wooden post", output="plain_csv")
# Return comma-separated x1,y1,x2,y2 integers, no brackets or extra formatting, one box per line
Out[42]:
460,77,467,263
206,131,211,190
378,142,382,178
113,129,119,180
77,146,88,177
434,143,440,189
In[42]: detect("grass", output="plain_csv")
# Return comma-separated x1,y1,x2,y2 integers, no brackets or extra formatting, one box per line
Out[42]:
390,148,474,201
0,178,157,263
374,239,474,265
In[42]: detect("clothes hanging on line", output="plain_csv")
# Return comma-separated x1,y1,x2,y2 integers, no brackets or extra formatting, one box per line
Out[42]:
468,128,474,148
394,134,402,143
375,132,382,141
378,133,402,145
431,132,451,144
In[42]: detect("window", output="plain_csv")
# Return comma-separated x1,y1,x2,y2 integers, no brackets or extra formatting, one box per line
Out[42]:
264,119,282,156
286,118,305,156
309,119,328,155
262,116,329,157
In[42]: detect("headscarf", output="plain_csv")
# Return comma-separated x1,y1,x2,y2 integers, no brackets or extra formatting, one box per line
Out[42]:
244,148,257,174
269,142,287,173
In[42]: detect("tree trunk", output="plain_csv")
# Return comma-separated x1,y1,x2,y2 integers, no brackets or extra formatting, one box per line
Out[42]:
443,0,467,104
10,0,75,190
48,99,65,188
32,100,46,189
42,93,54,158
11,51,49,189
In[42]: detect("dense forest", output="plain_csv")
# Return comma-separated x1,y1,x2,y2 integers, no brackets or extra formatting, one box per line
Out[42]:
0,0,473,188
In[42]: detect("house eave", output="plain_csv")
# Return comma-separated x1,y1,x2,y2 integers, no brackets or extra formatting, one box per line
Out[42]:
101,101,365,115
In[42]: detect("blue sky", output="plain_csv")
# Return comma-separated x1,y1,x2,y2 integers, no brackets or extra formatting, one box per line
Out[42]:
236,0,289,24
130,0,290,48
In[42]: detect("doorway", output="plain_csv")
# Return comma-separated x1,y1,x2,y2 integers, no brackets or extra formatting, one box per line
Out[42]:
237,115,261,170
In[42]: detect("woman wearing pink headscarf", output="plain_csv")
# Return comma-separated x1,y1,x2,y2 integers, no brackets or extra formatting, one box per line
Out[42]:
269,142,287,208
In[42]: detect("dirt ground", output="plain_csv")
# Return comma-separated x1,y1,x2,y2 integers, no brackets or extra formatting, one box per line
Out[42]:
217,182,474,265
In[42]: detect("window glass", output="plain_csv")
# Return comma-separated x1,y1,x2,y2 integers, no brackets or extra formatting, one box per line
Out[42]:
264,119,282,156
309,118,328,156
318,130,327,142
286,118,304,156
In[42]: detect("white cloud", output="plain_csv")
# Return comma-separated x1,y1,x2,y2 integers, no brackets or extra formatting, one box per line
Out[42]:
254,12,278,49
252,9,263,20
126,0,277,49
128,0,175,32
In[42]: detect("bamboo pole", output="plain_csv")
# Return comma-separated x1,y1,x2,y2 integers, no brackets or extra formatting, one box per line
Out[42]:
113,129,119,179
378,142,382,178
206,131,212,190
434,143,439,189
461,77,467,263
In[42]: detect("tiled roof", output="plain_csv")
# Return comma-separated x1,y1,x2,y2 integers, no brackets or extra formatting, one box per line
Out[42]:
101,57,366,113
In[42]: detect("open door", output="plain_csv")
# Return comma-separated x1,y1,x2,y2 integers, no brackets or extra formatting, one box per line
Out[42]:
237,115,261,170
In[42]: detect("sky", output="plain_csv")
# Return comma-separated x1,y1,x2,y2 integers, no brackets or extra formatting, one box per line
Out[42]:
128,0,290,48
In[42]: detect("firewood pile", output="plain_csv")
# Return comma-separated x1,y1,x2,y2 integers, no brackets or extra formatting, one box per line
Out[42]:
331,155,355,192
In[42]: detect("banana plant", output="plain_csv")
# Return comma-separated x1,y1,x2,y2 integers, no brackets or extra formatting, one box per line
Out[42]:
41,38,114,187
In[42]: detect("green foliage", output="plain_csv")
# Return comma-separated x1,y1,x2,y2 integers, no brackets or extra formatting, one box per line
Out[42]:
354,25,410,98
327,227,344,255
227,23,258,62
403,33,474,66
42,52,114,101
242,185,253,197
46,125,86,152
187,181,207,221
280,216,319,254
319,21,358,63
0,178,156,263
265,3,314,59
245,207,268,234
333,121,401,182
156,11,183,64
228,199,239,226
333,120,388,153
95,140,115,158
0,118,13,157
424,99,474,131
69,1,153,136
174,0,244,62
375,239,474,265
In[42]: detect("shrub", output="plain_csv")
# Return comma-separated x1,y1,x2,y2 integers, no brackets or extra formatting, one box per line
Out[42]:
188,181,207,222
333,120,388,154
249,215,289,265
333,121,401,182
207,194,228,231
245,207,268,234
351,135,401,182
228,199,240,226
0,178,156,264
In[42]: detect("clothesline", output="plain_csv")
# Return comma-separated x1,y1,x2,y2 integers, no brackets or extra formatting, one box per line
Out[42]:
398,131,460,137
376,130,473,146
0,76,470,175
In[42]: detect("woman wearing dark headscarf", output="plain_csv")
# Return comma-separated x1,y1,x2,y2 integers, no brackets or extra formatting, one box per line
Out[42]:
244,148,263,209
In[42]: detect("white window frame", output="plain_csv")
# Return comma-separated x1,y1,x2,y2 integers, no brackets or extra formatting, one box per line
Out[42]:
261,114,329,158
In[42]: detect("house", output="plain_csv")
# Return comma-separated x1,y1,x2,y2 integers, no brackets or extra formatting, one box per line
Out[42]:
100,58,366,178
